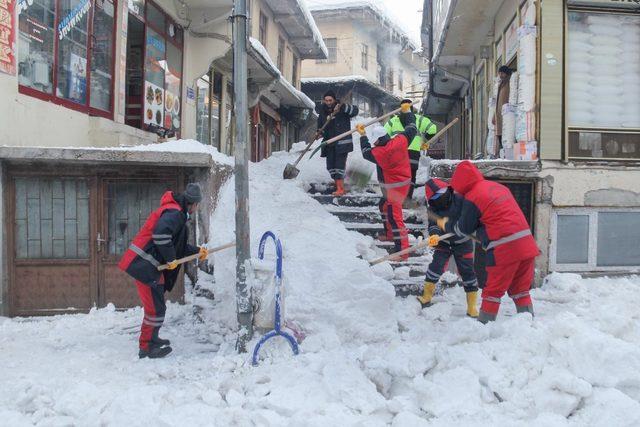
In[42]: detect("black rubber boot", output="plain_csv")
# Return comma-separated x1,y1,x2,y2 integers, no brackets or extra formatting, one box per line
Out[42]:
139,345,172,359
151,337,171,346
516,304,535,316
478,310,497,324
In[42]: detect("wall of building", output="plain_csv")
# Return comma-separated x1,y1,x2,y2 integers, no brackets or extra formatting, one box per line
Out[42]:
250,0,303,88
300,19,355,78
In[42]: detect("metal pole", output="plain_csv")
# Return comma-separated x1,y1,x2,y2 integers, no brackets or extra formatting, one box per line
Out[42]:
232,0,252,352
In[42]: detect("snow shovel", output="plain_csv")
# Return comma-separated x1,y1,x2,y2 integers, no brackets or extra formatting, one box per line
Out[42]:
283,113,337,179
419,117,459,150
369,233,454,265
157,241,236,271
308,102,415,160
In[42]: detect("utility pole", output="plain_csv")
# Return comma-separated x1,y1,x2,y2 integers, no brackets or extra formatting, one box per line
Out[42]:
232,0,252,353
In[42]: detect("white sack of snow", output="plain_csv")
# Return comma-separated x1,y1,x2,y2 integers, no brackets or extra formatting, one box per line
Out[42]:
591,64,621,75
501,104,517,148
517,26,537,76
570,50,593,63
588,24,623,37
571,31,592,43
517,74,536,112
569,111,594,125
591,44,623,56
568,40,593,53
590,35,622,47
509,72,519,105
569,61,591,74
586,14,622,26
516,110,536,142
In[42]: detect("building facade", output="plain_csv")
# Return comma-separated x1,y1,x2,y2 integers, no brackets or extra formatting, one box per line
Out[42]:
300,3,427,118
0,0,325,315
422,0,640,278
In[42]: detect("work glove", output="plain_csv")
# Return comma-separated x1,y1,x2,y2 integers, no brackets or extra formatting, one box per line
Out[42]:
400,103,412,113
356,124,366,136
428,235,440,247
421,142,430,151
198,246,209,261
437,216,449,231
166,260,179,270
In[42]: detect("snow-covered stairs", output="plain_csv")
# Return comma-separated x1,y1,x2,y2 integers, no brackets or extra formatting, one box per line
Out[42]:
308,183,429,297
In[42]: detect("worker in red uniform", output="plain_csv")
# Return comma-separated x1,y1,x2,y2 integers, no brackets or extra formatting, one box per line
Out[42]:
356,120,417,257
437,161,539,323
119,183,208,358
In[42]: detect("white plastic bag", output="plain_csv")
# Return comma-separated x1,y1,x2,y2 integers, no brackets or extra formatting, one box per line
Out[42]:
249,258,285,331
509,72,519,105
501,103,517,148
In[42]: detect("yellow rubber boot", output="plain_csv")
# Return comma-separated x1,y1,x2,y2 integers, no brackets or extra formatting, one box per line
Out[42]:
417,282,436,308
466,291,479,318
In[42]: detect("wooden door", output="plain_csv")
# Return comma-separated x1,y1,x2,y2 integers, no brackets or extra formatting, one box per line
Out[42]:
97,178,184,308
9,176,96,315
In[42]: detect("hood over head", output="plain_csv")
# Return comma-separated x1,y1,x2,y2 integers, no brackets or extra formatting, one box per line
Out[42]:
450,161,484,195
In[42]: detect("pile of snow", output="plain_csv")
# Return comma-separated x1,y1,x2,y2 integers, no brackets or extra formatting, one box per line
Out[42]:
2,144,640,424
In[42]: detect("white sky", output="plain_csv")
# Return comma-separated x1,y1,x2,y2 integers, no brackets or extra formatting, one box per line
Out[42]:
380,0,423,46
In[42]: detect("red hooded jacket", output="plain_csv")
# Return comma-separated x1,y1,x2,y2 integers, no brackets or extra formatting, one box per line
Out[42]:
445,161,539,266
119,191,199,289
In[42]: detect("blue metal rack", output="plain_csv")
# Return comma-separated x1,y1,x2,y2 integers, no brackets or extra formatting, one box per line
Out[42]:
251,231,299,366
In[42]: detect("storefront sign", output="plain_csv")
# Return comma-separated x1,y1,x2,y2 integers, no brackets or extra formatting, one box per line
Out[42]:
186,85,195,105
58,0,91,40
568,0,640,7
0,0,16,75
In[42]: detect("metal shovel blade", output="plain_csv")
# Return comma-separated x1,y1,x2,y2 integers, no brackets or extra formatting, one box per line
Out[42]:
283,163,300,179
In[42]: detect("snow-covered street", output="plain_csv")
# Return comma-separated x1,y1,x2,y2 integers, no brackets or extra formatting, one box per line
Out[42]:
2,146,640,426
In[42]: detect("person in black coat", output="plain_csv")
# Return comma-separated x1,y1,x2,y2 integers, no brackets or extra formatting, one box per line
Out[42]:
119,183,208,359
417,179,479,318
316,90,359,196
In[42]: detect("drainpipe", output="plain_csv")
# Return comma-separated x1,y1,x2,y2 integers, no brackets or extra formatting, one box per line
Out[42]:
232,0,253,353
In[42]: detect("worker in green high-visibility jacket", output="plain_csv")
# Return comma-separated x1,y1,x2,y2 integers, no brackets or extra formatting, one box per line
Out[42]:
384,99,437,201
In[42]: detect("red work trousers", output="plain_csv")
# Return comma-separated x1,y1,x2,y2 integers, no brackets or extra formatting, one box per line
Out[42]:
379,186,410,256
481,257,535,315
136,278,166,351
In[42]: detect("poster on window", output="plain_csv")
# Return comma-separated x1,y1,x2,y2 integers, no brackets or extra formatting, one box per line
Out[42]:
0,0,16,75
164,90,180,131
144,80,164,127
68,53,87,104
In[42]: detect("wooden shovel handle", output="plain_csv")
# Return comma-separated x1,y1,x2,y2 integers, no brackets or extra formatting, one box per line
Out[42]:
369,233,455,265
157,241,236,271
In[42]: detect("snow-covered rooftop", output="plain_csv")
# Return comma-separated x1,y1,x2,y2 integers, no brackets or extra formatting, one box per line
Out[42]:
250,38,317,110
263,0,328,60
306,0,419,50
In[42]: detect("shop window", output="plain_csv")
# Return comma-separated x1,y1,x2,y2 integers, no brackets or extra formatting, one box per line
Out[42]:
567,10,640,160
196,70,222,148
126,2,183,134
552,209,640,271
14,178,90,259
318,38,336,64
18,0,116,116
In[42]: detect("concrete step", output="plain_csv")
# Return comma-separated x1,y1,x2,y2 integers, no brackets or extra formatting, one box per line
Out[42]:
346,222,427,239
312,193,381,208
307,182,379,196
